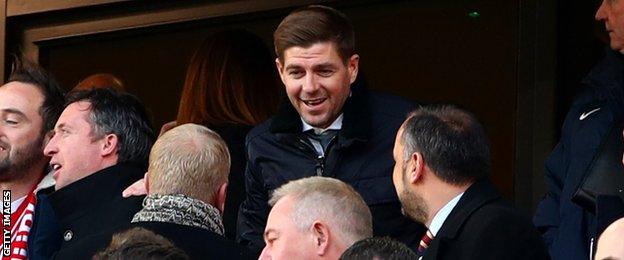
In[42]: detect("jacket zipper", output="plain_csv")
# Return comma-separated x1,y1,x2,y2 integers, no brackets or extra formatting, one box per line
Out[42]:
298,137,337,177
315,155,324,176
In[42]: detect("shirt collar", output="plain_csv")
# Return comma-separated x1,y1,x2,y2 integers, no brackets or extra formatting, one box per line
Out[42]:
429,192,464,236
301,114,343,134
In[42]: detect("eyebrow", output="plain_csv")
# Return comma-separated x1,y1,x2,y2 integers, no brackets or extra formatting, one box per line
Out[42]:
312,63,337,70
56,123,71,131
0,108,27,118
263,228,278,238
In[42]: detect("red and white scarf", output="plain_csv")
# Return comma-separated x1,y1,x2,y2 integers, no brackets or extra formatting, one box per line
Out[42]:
0,184,38,260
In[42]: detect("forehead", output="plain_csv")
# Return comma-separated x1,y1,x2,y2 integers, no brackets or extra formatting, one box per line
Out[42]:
282,42,342,65
0,82,45,115
394,126,405,150
266,196,296,229
57,101,92,126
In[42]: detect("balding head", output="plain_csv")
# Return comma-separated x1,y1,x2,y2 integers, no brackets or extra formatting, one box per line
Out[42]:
260,177,372,260
147,123,230,206
596,217,624,260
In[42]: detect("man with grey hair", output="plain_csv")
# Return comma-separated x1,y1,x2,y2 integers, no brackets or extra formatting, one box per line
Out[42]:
259,176,372,260
132,123,253,260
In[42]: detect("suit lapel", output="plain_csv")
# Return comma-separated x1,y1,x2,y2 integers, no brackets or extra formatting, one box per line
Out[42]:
422,179,501,259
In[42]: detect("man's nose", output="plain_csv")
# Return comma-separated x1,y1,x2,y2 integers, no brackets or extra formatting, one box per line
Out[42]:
43,136,58,156
302,74,319,93
258,246,271,260
596,0,608,21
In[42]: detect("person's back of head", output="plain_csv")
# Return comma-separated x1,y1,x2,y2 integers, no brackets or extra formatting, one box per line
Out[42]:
339,237,418,260
596,217,624,260
260,176,372,260
73,73,126,92
176,29,280,127
147,123,230,206
401,104,491,186
93,227,189,260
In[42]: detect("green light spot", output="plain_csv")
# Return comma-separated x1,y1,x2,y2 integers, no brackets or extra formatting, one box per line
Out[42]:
468,11,480,18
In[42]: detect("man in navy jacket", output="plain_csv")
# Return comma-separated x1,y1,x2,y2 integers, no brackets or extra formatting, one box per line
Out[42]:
534,1,624,259
236,5,424,255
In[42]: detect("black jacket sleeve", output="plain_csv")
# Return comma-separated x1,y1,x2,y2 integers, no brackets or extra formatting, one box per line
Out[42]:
236,157,269,256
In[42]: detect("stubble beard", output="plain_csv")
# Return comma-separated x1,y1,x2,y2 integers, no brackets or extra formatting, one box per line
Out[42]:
399,165,429,225
0,136,46,182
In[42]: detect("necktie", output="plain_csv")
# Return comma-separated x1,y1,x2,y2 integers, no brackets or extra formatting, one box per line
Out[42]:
417,229,434,256
305,129,338,154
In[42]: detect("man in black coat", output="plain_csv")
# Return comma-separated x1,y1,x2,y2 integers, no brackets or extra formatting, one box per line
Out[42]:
129,123,254,260
237,5,424,255
40,88,156,259
392,105,550,259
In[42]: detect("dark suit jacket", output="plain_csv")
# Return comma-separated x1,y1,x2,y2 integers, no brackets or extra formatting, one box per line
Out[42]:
48,162,145,259
423,180,550,260
135,222,255,260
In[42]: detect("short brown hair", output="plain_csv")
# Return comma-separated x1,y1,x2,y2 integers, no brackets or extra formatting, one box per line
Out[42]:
274,5,355,63
93,227,189,260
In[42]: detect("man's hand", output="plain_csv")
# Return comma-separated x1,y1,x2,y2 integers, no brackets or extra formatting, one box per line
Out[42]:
159,121,177,137
122,178,146,198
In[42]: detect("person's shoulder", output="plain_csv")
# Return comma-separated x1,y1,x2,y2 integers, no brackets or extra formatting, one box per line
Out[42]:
246,118,274,144
135,222,255,260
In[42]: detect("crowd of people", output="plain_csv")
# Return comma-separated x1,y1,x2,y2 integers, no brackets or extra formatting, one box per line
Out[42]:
0,2,623,260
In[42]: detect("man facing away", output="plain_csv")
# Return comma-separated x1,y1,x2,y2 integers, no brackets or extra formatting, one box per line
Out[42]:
131,123,254,260
41,88,155,259
0,57,65,260
237,5,424,254
259,176,373,260
393,105,550,259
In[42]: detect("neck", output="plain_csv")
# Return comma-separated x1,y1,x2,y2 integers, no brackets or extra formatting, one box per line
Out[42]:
424,180,471,227
0,166,46,202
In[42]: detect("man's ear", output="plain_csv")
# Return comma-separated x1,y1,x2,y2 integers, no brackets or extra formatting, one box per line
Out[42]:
311,221,330,256
144,172,150,194
215,182,228,214
408,152,426,184
275,58,287,85
347,54,360,84
101,133,118,157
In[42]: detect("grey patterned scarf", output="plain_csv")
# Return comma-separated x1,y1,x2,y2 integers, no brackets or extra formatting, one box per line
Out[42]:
132,194,224,235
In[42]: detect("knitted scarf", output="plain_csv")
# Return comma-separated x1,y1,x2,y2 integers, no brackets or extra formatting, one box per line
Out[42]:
132,194,224,235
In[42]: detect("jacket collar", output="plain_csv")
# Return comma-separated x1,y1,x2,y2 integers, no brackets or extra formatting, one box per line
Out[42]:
434,178,501,240
269,82,372,142
582,47,624,102
49,162,145,218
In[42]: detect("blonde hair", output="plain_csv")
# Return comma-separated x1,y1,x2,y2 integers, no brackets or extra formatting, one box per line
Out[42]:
148,123,230,204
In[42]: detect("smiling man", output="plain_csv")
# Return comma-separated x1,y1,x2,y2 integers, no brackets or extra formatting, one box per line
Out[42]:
237,5,424,255
0,58,65,260
42,88,155,259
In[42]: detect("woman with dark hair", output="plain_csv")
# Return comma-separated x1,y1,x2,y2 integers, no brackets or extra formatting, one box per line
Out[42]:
125,30,281,240
176,30,281,239
176,30,280,126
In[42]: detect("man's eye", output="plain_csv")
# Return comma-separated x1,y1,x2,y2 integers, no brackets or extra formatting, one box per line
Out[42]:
288,70,304,78
3,120,18,125
318,70,334,77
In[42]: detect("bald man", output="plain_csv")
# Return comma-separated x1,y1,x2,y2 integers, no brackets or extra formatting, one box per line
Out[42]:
595,217,624,260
